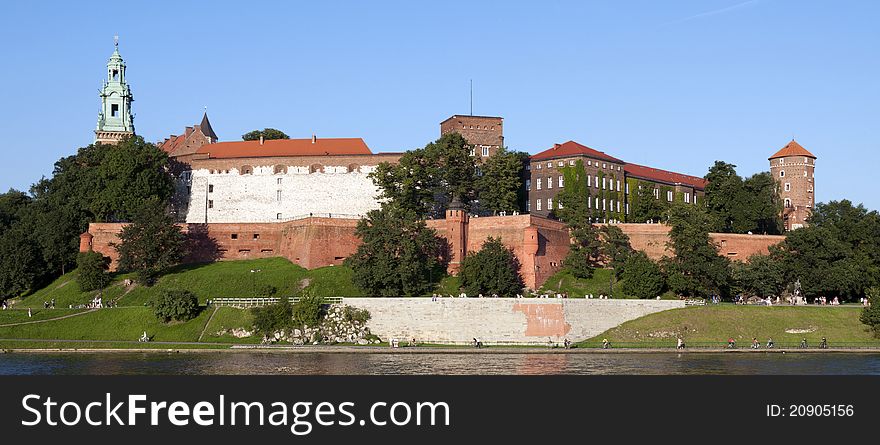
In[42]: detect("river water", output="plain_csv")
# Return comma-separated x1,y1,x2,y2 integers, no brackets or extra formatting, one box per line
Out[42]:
3,352,880,375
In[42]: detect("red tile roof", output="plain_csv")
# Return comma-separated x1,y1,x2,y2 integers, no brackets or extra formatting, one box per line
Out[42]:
531,140,624,163
624,163,708,190
769,139,816,160
158,133,185,155
195,137,372,159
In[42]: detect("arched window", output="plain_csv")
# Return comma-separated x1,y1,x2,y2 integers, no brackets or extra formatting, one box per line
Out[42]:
309,164,324,174
784,198,792,208
240,165,253,175
347,164,361,173
273,165,287,174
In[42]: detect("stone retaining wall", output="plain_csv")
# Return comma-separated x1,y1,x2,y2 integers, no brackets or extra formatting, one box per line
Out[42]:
344,298,685,345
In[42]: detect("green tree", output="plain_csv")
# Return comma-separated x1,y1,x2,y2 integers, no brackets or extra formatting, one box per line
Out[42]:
0,189,31,232
151,289,200,323
345,204,448,296
0,225,42,300
662,203,731,297
76,251,110,292
370,133,476,218
620,252,665,298
703,162,783,235
732,251,785,298
555,161,601,278
629,182,667,223
242,128,290,141
252,298,293,339
860,287,880,338
115,199,186,284
477,148,529,214
743,172,783,234
459,237,525,296
599,225,633,277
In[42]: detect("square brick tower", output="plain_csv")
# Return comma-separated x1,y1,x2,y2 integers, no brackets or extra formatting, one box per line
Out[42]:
769,140,816,231
440,115,503,161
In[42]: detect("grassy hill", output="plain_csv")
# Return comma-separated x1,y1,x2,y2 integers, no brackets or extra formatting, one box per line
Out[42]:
539,269,677,299
584,305,880,348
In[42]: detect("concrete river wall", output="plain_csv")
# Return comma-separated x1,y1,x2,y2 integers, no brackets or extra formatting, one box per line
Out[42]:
343,298,685,345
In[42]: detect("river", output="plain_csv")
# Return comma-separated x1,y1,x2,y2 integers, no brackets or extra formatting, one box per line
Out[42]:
3,351,880,375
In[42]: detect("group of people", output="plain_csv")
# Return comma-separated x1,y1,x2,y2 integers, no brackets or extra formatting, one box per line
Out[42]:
814,296,840,306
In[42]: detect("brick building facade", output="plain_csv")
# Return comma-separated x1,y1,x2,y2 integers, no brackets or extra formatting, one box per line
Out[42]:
527,140,707,222
440,115,504,160
769,140,816,231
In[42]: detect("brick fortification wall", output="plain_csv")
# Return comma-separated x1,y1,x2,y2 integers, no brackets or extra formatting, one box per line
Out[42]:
615,223,784,261
83,218,783,290
345,298,685,345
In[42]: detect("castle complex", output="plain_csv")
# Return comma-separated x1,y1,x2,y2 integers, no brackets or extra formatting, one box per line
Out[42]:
82,41,807,289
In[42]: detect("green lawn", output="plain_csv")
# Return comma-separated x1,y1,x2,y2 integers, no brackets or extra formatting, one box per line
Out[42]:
200,307,259,344
0,308,88,324
16,272,130,309
584,305,880,348
0,306,212,342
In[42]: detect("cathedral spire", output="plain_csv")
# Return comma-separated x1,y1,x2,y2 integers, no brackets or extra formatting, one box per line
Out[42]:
95,37,135,144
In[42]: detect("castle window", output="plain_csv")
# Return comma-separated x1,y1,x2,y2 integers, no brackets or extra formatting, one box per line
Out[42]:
111,104,119,117
253,234,260,240
558,161,564,167
547,198,553,209
277,190,282,202
274,165,287,174
694,195,698,205
231,233,238,240
625,182,630,194
617,180,621,191
547,177,553,189
667,190,673,202
526,200,531,212
558,201,564,209
784,198,791,208
348,164,361,173
536,178,541,190
536,199,542,211
277,178,283,185
240,165,253,175
569,160,575,166
602,177,606,190
208,200,213,209
482,147,489,157
525,164,530,171
558,175,564,187
546,162,552,169
784,183,791,192
685,192,691,203
602,163,607,169
779,170,785,177
526,179,531,191
309,164,323,173
208,184,214,193
536,163,541,170
653,188,659,199
602,199,606,211
588,161,592,166
277,213,283,219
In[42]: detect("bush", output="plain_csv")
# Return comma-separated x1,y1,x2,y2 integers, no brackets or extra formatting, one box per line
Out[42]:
342,306,370,324
860,287,880,338
252,298,293,338
152,289,200,322
460,237,525,296
620,252,665,299
76,251,110,292
293,294,325,327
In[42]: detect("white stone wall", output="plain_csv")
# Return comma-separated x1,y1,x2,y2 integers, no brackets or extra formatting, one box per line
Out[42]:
344,298,685,345
184,165,382,223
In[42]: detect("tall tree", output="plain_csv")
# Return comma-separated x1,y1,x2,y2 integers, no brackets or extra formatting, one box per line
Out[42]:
620,252,665,299
242,128,290,141
370,133,476,218
459,237,525,296
115,199,186,284
345,203,448,296
731,251,786,298
662,203,731,297
555,161,601,278
629,182,667,223
0,225,43,299
476,148,528,215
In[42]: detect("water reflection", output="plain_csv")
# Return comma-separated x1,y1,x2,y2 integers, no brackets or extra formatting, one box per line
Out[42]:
2,352,880,375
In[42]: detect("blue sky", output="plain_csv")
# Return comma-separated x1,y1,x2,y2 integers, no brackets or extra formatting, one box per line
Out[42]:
1,1,877,208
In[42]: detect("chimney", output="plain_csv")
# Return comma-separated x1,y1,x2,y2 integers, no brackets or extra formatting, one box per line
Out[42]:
259,135,264,145
312,134,317,144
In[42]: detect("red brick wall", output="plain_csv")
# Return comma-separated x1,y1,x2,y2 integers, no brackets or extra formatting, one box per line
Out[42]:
614,223,784,261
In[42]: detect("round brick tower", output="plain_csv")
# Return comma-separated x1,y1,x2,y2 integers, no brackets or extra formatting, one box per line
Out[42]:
769,140,816,231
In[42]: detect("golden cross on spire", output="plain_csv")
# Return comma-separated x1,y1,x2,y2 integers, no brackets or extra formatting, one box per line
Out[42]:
114,35,119,48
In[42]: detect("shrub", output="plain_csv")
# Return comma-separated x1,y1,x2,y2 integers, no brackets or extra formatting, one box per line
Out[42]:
342,306,371,324
460,237,525,296
152,289,200,322
76,251,110,292
293,294,325,327
252,298,292,338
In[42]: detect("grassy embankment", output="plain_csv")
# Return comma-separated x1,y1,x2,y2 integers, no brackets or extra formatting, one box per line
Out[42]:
582,305,880,348
539,269,677,299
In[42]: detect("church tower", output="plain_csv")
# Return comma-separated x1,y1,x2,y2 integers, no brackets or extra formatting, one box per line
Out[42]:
95,37,135,144
769,140,816,231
